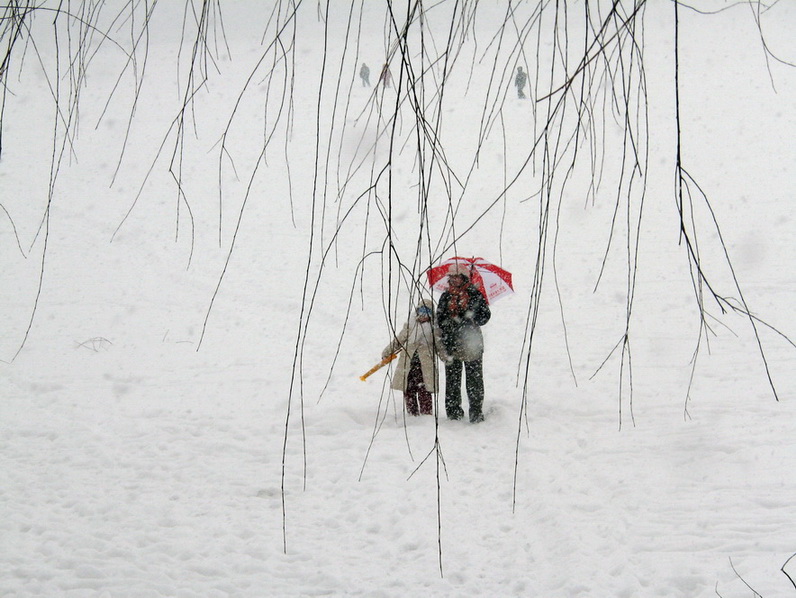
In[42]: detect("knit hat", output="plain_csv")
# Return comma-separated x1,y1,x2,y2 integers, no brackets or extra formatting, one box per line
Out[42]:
446,263,470,279
416,299,434,317
416,305,433,318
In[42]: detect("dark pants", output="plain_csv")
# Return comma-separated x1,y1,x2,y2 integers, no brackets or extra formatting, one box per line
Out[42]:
405,354,433,416
445,358,484,421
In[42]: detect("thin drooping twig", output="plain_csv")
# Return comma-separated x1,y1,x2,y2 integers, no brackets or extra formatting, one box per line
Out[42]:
782,552,796,591
728,557,762,598
0,202,27,257
281,0,315,555
673,0,790,405
197,1,302,351
12,3,108,361
96,1,158,187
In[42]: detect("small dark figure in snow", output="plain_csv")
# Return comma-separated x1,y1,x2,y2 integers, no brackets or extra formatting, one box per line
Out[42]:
436,264,491,423
378,63,392,88
515,66,527,99
359,62,370,87
382,300,441,416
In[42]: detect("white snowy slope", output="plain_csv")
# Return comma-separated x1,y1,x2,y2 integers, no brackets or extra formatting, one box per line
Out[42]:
1,2,795,597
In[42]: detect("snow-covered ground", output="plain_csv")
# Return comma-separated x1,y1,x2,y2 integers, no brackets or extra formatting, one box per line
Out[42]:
2,2,795,596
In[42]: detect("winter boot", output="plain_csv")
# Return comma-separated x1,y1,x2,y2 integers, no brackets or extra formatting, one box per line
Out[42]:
447,406,465,420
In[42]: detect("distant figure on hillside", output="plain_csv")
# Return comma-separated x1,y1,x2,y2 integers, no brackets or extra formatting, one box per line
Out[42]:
381,300,441,417
359,62,370,87
515,66,527,99
378,63,392,88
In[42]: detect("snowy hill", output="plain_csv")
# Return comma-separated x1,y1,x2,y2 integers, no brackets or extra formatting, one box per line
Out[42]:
2,2,795,596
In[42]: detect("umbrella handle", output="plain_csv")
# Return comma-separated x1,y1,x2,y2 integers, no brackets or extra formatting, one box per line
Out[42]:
359,353,398,381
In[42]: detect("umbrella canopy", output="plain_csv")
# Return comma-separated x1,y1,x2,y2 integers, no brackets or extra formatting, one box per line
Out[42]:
427,257,514,304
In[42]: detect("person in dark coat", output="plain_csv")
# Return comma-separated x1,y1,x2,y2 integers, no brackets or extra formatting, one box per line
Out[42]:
359,62,370,87
378,63,392,88
436,264,491,423
515,66,527,99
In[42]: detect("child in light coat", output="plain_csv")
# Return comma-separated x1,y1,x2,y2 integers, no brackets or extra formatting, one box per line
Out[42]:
382,299,441,416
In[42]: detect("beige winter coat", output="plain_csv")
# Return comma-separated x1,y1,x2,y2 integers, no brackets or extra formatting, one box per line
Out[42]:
382,303,441,393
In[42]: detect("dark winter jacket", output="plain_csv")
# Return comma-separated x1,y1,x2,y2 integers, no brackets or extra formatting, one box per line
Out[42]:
436,285,491,362
515,69,527,90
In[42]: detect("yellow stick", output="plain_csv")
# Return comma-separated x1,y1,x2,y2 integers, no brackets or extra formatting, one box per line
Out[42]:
359,353,398,381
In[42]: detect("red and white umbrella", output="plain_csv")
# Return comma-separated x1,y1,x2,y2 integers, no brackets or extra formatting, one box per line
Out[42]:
427,257,514,304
